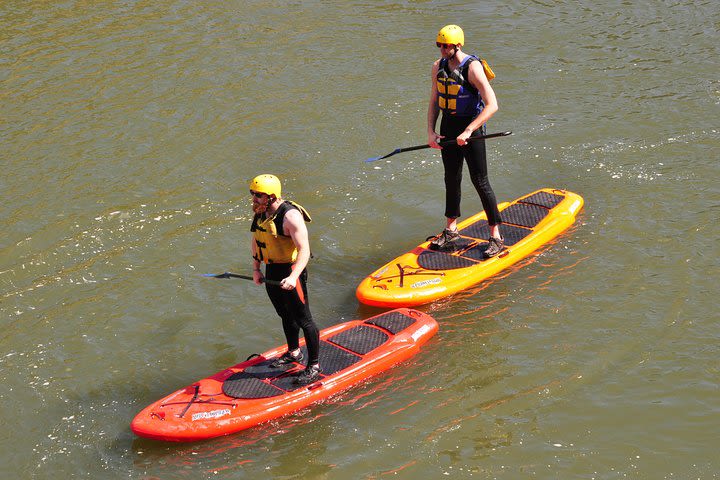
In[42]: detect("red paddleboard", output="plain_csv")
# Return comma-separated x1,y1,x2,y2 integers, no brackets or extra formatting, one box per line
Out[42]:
131,308,438,442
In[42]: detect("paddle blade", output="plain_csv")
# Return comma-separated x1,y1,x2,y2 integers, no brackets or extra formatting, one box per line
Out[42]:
202,272,230,278
365,151,395,163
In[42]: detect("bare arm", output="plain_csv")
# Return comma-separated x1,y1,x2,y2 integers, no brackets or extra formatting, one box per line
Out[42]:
280,209,311,290
427,60,443,147
457,60,499,145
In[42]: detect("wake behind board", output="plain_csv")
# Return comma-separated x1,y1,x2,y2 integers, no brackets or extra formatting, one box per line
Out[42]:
131,308,437,442
356,188,584,308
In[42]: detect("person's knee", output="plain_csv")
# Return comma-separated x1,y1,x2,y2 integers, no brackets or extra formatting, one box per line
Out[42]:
472,176,493,195
297,316,318,333
473,173,490,187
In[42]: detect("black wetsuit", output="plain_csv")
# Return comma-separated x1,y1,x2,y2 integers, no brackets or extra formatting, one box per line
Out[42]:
260,204,319,366
440,117,502,225
265,264,319,365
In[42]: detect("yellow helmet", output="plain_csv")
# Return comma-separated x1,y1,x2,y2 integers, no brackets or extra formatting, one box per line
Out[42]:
249,174,281,198
437,24,464,46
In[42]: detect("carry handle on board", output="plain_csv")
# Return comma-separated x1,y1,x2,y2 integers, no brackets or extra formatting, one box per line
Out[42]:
365,131,512,162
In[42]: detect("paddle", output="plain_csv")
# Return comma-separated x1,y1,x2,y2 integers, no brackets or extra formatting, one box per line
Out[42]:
204,271,306,304
365,131,512,162
202,272,282,287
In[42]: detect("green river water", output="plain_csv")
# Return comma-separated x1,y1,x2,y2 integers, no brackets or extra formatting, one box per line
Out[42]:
1,1,719,478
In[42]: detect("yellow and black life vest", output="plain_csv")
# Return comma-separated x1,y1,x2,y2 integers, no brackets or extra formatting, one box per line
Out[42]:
251,200,311,264
437,55,494,117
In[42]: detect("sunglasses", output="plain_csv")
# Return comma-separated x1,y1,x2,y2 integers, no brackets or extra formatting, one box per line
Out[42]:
249,190,266,198
436,43,455,49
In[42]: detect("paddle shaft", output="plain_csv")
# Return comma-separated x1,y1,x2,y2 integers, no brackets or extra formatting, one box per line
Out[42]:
366,131,512,162
238,273,283,287
207,272,282,286
436,131,512,148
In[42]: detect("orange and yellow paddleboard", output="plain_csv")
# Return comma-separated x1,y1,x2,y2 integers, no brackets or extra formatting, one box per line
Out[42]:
356,188,584,308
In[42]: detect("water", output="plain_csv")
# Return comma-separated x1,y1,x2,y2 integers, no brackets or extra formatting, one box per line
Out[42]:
2,1,718,478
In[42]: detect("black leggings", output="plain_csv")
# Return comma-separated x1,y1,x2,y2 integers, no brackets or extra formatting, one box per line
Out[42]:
265,263,320,365
440,117,502,226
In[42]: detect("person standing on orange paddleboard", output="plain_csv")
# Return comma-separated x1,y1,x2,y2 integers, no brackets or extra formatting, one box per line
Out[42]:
427,24,505,257
249,174,321,385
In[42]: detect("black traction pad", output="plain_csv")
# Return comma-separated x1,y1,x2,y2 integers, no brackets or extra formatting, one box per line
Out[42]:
520,191,564,208
224,312,420,398
416,250,478,270
328,325,389,355
314,341,362,375
458,219,489,239
459,222,532,247
270,372,308,392
269,341,361,393
223,372,286,399
226,341,364,397
458,242,491,261
500,203,549,228
243,358,299,379
365,311,417,335
428,236,476,251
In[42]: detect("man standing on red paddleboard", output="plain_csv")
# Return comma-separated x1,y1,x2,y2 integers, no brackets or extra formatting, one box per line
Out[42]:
249,174,321,385
427,24,505,258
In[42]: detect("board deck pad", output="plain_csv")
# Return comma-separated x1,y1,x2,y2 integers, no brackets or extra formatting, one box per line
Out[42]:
500,202,549,228
417,250,478,270
131,308,438,442
292,341,361,377
365,310,417,334
225,338,367,397
223,372,285,398
328,325,389,355
356,188,585,307
459,221,532,247
243,359,293,378
521,191,564,208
